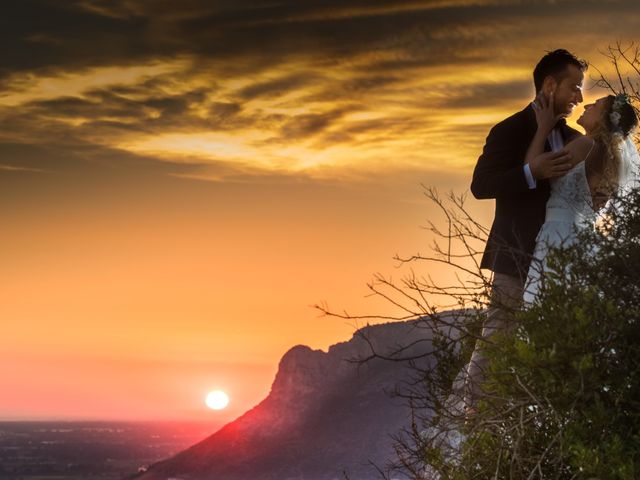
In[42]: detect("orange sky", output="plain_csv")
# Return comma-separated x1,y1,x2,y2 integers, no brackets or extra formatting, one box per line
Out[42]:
1,0,638,422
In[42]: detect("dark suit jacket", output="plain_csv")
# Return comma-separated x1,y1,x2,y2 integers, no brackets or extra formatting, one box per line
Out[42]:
471,104,581,281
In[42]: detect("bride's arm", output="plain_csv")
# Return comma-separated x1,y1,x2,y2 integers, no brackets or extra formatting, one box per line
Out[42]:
523,91,562,167
523,123,551,167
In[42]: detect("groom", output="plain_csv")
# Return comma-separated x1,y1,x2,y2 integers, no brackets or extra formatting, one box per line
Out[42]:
463,49,588,412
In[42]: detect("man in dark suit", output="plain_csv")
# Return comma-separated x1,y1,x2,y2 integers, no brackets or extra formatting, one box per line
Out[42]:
464,49,588,414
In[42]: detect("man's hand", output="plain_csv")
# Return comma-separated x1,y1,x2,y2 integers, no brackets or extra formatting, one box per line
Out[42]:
527,149,573,180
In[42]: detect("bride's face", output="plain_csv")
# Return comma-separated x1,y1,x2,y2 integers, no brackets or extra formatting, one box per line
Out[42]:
577,97,609,132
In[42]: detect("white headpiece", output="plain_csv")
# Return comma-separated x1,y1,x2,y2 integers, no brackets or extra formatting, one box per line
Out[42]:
609,93,630,134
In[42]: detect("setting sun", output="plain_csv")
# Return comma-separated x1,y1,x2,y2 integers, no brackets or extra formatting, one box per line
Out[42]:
205,390,230,410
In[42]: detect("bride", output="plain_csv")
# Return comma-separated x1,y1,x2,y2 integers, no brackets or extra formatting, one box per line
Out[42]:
523,91,639,303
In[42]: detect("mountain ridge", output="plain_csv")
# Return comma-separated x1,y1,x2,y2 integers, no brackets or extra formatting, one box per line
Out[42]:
134,314,459,480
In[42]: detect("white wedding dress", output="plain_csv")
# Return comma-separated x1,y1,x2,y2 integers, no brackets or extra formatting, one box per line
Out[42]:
523,159,597,304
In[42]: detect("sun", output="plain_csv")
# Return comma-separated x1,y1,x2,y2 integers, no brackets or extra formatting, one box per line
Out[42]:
205,390,230,410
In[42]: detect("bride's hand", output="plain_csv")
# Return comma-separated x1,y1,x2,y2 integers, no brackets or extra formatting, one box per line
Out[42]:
532,91,562,133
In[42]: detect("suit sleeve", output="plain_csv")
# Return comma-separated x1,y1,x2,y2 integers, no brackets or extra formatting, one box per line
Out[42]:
470,122,533,199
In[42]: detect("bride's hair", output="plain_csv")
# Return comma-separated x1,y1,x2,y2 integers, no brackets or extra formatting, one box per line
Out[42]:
592,95,638,194
602,94,638,137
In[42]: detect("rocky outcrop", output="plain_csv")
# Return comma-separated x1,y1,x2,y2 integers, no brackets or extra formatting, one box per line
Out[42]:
134,314,462,480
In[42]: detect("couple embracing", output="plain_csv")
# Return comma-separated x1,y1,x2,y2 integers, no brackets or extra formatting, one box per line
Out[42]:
463,49,640,414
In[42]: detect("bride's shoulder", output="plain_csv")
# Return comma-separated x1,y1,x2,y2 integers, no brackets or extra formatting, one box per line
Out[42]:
566,136,596,165
566,135,593,149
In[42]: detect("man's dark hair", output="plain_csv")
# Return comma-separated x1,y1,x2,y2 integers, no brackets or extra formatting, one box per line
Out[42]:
533,49,588,92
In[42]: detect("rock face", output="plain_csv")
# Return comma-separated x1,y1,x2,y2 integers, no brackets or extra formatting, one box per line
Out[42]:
135,317,454,480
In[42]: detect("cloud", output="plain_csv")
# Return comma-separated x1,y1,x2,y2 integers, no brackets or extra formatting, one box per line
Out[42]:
3,0,632,80
2,0,638,182
0,164,50,174
236,72,324,100
0,141,203,177
276,106,360,140
429,80,534,110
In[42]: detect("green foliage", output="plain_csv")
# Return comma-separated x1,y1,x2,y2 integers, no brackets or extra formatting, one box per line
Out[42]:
457,190,640,479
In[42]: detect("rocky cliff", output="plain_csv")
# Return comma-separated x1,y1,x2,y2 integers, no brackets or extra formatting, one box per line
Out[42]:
134,315,459,480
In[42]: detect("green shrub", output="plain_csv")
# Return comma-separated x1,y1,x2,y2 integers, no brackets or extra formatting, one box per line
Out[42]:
460,190,640,479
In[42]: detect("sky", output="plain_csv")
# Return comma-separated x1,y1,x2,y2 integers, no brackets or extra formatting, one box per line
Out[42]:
1,0,638,422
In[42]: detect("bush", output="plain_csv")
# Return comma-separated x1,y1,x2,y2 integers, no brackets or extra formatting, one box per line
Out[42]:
459,189,640,479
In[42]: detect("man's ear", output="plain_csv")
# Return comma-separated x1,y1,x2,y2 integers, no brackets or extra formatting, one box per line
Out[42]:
542,76,557,96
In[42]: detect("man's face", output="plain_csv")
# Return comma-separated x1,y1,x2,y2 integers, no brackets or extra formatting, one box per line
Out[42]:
552,64,585,118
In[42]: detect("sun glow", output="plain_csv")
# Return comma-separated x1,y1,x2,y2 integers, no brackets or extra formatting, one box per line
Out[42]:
205,390,230,410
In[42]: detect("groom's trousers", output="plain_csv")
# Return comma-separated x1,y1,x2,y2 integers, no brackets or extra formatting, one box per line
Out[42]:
463,272,524,409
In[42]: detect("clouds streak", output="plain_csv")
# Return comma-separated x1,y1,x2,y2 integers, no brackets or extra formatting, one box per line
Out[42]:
2,0,638,180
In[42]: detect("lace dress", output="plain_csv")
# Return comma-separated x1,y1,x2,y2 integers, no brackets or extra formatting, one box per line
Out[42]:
523,159,597,304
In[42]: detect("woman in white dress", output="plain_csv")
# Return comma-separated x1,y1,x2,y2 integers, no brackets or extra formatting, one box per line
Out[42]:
523,92,639,304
